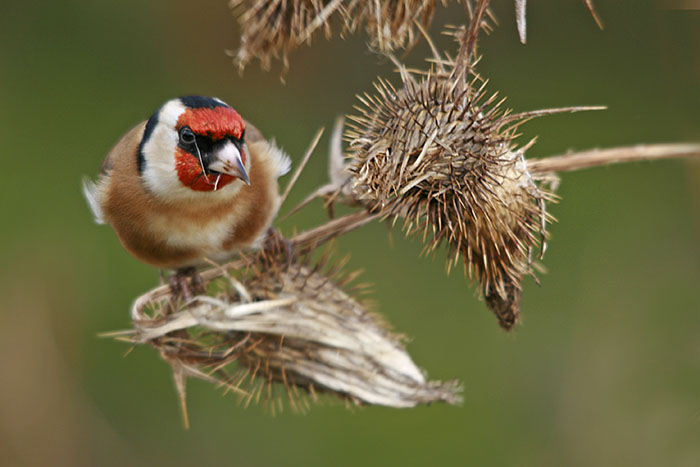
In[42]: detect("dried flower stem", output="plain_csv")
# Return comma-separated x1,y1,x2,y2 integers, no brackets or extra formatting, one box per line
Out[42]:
461,0,491,72
280,128,325,206
291,210,380,250
528,143,700,175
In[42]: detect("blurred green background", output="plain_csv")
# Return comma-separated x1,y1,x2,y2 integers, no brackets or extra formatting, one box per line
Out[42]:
1,1,699,466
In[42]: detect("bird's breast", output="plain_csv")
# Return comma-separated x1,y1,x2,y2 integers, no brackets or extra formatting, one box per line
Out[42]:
150,203,247,255
144,156,279,265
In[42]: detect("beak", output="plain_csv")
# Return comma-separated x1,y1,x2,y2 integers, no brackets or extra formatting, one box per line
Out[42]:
208,141,250,185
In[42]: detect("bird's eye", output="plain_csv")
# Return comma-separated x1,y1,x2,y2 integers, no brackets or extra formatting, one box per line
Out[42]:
179,127,195,145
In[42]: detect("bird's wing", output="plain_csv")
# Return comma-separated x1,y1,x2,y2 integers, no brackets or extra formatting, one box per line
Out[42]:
83,121,147,225
244,120,266,144
82,177,105,224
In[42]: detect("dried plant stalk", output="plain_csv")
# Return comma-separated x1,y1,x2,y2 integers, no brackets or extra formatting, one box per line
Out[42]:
528,144,700,175
109,248,461,420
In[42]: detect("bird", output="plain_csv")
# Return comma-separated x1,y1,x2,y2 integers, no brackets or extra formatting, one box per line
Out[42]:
83,95,291,298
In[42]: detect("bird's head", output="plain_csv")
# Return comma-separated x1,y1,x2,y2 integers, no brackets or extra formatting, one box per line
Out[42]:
138,96,250,200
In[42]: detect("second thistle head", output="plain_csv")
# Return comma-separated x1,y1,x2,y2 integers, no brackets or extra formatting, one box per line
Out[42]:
345,32,553,329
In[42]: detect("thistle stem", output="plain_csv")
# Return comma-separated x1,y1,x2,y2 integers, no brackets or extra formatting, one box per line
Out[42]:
528,143,700,174
292,210,380,250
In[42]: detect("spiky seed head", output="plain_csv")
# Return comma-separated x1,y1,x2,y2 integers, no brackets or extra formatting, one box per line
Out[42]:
230,0,340,72
230,0,448,71
345,0,440,52
122,249,460,413
345,33,553,330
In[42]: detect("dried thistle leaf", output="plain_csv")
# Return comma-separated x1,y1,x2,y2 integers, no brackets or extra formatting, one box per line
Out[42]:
111,250,460,415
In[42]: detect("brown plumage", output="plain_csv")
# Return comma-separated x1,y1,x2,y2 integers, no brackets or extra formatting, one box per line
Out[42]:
83,96,291,271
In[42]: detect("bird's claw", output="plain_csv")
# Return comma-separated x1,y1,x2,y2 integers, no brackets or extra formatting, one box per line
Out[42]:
264,227,296,268
169,267,205,302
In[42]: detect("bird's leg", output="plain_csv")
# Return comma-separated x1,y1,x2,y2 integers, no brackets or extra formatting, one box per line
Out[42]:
169,270,193,302
189,268,205,294
168,267,205,302
263,227,295,267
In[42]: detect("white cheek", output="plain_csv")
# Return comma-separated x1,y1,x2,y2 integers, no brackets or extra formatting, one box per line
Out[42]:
141,99,195,200
142,123,182,198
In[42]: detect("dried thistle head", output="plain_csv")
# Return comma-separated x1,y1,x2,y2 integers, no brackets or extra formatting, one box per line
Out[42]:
345,28,555,329
112,248,460,421
229,0,476,71
344,0,441,52
230,0,341,71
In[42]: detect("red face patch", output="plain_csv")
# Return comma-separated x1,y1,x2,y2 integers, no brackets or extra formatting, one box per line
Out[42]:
176,106,244,140
174,105,245,191
175,148,236,192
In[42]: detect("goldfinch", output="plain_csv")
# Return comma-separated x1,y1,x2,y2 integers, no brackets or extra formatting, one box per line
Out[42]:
83,96,291,293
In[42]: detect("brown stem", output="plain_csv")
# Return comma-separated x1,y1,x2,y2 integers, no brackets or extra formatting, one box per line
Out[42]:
291,210,380,250
528,143,700,174
280,128,324,207
188,211,378,288
454,0,491,81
